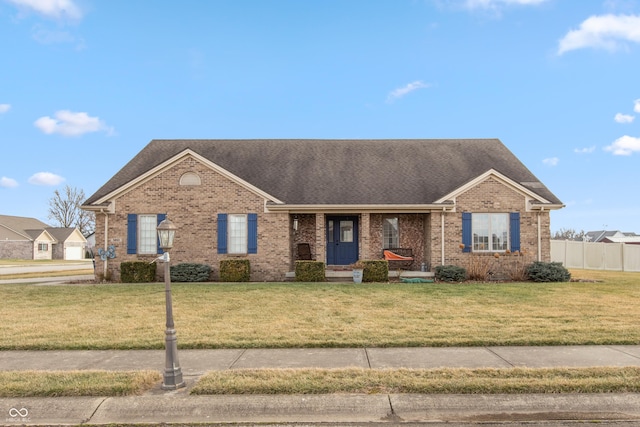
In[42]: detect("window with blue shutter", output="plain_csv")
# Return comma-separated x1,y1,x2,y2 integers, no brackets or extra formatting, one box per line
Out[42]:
217,213,228,254
127,214,137,254
461,212,472,252
127,214,165,255
248,213,258,254
510,212,521,252
156,213,166,254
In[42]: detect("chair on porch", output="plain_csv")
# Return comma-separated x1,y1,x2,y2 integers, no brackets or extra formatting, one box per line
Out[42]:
296,243,314,260
383,249,414,270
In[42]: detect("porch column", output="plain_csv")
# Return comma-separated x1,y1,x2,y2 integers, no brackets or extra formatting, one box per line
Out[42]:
315,214,326,264
360,213,371,260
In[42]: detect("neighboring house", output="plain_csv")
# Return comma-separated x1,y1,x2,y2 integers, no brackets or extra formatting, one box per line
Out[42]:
586,230,640,245
82,139,564,281
46,227,88,260
0,214,88,260
85,232,96,256
0,215,56,260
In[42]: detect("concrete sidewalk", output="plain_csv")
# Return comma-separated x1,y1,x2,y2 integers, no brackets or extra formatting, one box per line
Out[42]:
3,346,640,373
3,346,640,425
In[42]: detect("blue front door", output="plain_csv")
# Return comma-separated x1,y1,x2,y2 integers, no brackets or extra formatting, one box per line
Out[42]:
326,216,359,265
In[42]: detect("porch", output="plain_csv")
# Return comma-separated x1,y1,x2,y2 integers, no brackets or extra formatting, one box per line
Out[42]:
285,265,435,282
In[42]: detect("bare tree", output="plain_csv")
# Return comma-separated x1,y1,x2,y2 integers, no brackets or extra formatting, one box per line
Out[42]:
48,185,95,236
552,228,586,241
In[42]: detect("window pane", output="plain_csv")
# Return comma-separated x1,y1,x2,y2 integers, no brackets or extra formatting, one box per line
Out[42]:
472,214,489,251
383,217,399,249
491,214,509,251
328,220,334,243
229,214,247,254
472,213,509,252
139,215,157,254
340,221,353,243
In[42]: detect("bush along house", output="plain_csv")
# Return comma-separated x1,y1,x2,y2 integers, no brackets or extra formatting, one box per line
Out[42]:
81,139,564,282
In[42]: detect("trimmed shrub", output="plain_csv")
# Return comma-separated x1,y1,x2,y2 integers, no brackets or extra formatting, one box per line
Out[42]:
435,265,467,282
120,261,156,283
526,261,571,282
220,259,251,282
363,260,388,282
295,261,325,282
170,263,212,282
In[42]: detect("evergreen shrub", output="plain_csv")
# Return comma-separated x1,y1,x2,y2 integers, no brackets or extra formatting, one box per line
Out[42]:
295,261,325,282
435,264,467,282
526,261,571,282
220,259,251,282
170,263,212,282
120,261,156,283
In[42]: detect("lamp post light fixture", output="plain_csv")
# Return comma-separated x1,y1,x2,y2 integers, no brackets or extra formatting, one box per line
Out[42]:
156,216,185,390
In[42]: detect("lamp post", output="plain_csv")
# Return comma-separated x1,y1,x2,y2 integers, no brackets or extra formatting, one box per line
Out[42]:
156,216,185,390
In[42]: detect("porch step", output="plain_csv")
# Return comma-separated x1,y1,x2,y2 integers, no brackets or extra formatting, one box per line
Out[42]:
285,269,435,282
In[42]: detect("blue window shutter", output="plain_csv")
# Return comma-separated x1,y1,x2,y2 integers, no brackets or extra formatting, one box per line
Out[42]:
156,213,166,254
127,214,137,254
510,212,521,252
217,213,228,254
248,213,258,254
461,212,472,253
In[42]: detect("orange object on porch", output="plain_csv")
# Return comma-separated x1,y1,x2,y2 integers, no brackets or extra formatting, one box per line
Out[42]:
383,250,413,261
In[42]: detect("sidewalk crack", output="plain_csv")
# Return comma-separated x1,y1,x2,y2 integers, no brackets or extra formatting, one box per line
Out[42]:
485,347,515,367
364,347,372,368
81,397,107,425
228,349,247,369
382,394,403,422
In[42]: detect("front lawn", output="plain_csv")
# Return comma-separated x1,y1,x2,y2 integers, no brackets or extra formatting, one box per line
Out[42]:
2,269,639,350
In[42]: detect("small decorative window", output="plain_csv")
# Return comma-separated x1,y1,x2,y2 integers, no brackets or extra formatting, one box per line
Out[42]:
38,243,48,251
179,172,201,186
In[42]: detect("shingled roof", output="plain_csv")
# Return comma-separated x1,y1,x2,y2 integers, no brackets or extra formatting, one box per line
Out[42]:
83,139,562,207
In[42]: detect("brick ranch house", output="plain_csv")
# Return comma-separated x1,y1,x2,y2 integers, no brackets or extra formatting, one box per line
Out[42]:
82,139,563,281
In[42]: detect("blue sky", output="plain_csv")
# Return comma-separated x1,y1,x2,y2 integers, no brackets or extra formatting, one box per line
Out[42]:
1,0,639,234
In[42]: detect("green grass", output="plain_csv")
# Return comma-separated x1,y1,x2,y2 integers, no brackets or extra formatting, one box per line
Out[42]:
192,367,640,394
0,370,161,397
1,269,639,350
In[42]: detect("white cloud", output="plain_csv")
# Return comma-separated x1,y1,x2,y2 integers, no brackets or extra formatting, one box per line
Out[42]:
387,81,431,102
604,135,640,155
34,110,113,137
543,157,559,166
574,146,596,154
7,0,82,20
558,14,640,55
615,113,635,123
28,172,65,186
635,99,640,113
0,177,19,188
0,104,11,114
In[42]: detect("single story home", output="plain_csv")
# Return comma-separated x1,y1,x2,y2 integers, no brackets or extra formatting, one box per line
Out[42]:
82,139,563,281
585,230,640,245
0,214,87,260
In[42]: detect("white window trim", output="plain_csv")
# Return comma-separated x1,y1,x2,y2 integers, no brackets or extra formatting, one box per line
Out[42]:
472,213,509,252
228,214,248,254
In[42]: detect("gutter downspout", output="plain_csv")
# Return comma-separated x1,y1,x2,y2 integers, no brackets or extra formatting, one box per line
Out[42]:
441,209,446,266
99,208,109,278
537,208,543,262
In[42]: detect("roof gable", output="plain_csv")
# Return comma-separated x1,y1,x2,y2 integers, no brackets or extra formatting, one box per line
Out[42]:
84,139,563,207
0,214,51,241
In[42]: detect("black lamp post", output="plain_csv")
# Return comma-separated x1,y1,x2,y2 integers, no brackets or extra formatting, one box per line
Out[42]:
156,216,185,390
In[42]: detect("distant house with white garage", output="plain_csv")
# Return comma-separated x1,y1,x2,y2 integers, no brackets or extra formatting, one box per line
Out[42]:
0,214,87,260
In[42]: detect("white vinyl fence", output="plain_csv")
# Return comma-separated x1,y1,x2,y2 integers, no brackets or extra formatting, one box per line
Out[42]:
551,240,640,272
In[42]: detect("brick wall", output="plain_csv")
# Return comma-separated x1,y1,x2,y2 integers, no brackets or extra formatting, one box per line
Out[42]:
431,177,551,269
94,156,290,282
